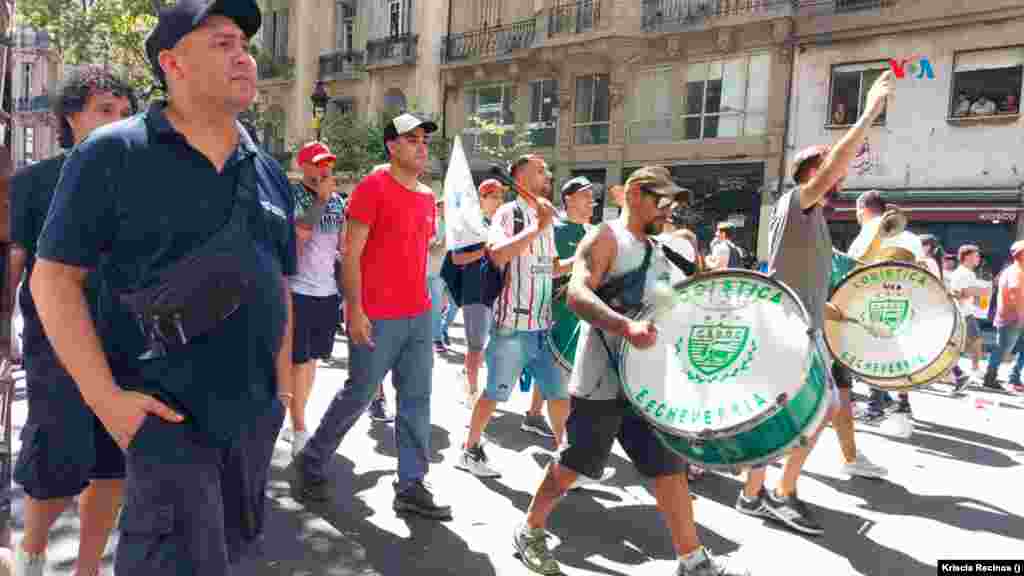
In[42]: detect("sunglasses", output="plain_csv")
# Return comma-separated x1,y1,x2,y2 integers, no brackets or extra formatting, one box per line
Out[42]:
640,185,681,210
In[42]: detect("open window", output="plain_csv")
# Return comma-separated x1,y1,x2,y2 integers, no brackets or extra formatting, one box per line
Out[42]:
949,46,1022,121
828,61,888,128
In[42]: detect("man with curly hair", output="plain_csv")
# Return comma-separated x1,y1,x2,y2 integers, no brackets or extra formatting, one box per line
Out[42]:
8,64,137,576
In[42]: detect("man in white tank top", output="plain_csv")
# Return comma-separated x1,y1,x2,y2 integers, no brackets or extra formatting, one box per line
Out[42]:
513,166,750,576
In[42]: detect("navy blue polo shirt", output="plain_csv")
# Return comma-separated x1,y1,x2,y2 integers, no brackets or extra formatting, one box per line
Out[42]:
36,102,297,446
9,153,128,362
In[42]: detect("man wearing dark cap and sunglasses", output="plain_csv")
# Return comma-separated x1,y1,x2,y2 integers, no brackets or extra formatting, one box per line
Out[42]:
734,70,896,537
29,0,298,572
514,166,751,576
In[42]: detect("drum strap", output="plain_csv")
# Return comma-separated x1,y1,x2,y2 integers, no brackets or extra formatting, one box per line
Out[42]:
590,240,654,397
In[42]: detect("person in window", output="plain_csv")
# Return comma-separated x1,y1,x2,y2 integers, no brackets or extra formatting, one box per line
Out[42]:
970,93,997,115
955,91,973,116
831,101,848,125
1001,93,1018,114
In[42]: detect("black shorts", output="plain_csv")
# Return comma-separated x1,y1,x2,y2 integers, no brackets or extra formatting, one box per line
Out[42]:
292,293,341,363
559,396,686,479
831,361,852,389
15,352,125,500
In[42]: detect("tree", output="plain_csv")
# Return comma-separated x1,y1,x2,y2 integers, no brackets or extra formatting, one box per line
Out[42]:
466,112,534,169
18,0,162,100
317,110,388,180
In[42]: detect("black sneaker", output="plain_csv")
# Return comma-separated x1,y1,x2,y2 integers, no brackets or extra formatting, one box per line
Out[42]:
369,398,394,422
764,491,823,536
734,489,770,518
953,372,970,393
393,480,452,520
295,455,330,503
434,341,447,354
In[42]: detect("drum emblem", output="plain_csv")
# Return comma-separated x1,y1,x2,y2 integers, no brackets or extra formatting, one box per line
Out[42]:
866,297,912,335
682,324,758,382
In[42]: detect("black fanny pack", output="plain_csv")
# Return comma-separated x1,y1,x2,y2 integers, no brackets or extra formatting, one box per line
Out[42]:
119,158,263,357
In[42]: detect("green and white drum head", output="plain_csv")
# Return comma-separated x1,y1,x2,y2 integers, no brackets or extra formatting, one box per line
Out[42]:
620,270,829,469
826,262,961,390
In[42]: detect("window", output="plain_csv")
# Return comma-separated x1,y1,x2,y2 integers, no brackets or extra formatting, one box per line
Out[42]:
683,53,770,140
23,127,34,164
629,67,673,144
262,107,286,156
21,63,31,100
574,74,610,145
332,97,354,116
828,62,888,127
336,2,355,52
836,0,883,12
389,0,403,37
529,79,558,147
465,84,517,150
950,47,1022,119
262,9,289,59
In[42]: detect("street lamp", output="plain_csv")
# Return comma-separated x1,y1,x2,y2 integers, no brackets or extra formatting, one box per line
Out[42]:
310,80,329,141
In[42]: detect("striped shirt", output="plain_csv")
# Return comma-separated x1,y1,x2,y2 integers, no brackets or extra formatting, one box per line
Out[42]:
489,198,555,332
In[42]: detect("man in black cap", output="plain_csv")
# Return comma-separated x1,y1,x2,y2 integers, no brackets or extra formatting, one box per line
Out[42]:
30,0,296,573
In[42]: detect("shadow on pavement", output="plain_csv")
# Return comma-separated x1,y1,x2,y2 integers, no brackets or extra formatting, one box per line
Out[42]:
802,469,1024,542
367,422,452,464
688,471,937,576
236,453,495,576
857,417,1022,468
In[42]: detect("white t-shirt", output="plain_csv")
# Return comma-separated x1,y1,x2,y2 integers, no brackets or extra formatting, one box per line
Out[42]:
848,226,926,262
949,265,986,318
489,198,556,332
709,239,732,270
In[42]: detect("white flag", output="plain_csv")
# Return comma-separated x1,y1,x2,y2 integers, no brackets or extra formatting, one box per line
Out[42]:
443,135,488,251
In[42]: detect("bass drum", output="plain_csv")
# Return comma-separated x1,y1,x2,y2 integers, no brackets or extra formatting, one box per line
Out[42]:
825,261,964,391
547,294,580,374
619,270,830,471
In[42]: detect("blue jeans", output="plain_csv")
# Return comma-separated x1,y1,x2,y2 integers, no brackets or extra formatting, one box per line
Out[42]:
984,324,1024,383
301,313,433,492
428,275,457,343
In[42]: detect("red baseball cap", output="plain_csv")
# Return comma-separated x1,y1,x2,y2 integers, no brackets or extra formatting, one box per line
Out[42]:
479,179,504,196
296,141,337,166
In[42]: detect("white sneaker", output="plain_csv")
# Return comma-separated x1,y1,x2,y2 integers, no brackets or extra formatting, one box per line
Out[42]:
841,452,889,478
15,544,45,576
281,427,293,443
291,430,310,458
883,412,913,439
456,445,501,478
569,467,616,490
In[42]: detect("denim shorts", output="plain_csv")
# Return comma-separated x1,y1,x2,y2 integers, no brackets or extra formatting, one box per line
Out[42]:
484,327,568,402
463,304,491,352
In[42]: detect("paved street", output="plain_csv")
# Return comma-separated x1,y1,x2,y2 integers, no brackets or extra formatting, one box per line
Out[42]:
7,313,1024,576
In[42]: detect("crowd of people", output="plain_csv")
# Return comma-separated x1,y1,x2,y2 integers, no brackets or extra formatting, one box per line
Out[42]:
3,1,1020,575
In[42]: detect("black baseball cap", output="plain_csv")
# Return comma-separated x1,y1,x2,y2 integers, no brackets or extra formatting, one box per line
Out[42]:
145,0,262,88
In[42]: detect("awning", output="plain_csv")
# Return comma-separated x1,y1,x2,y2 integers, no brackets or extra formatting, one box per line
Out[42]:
829,188,1022,223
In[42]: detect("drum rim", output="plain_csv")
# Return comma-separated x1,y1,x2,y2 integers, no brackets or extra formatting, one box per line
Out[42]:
650,358,832,472
826,260,958,384
620,269,818,440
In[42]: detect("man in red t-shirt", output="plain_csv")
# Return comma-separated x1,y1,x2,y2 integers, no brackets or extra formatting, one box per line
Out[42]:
296,113,451,520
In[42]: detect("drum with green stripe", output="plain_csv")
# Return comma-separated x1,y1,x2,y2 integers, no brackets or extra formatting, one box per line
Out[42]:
547,296,580,372
620,270,830,470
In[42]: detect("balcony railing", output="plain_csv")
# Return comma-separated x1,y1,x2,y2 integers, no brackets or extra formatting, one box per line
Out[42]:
366,34,418,66
642,0,796,29
443,18,537,64
549,1,601,36
318,51,364,80
15,95,50,112
10,30,50,49
834,0,889,11
257,55,294,80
